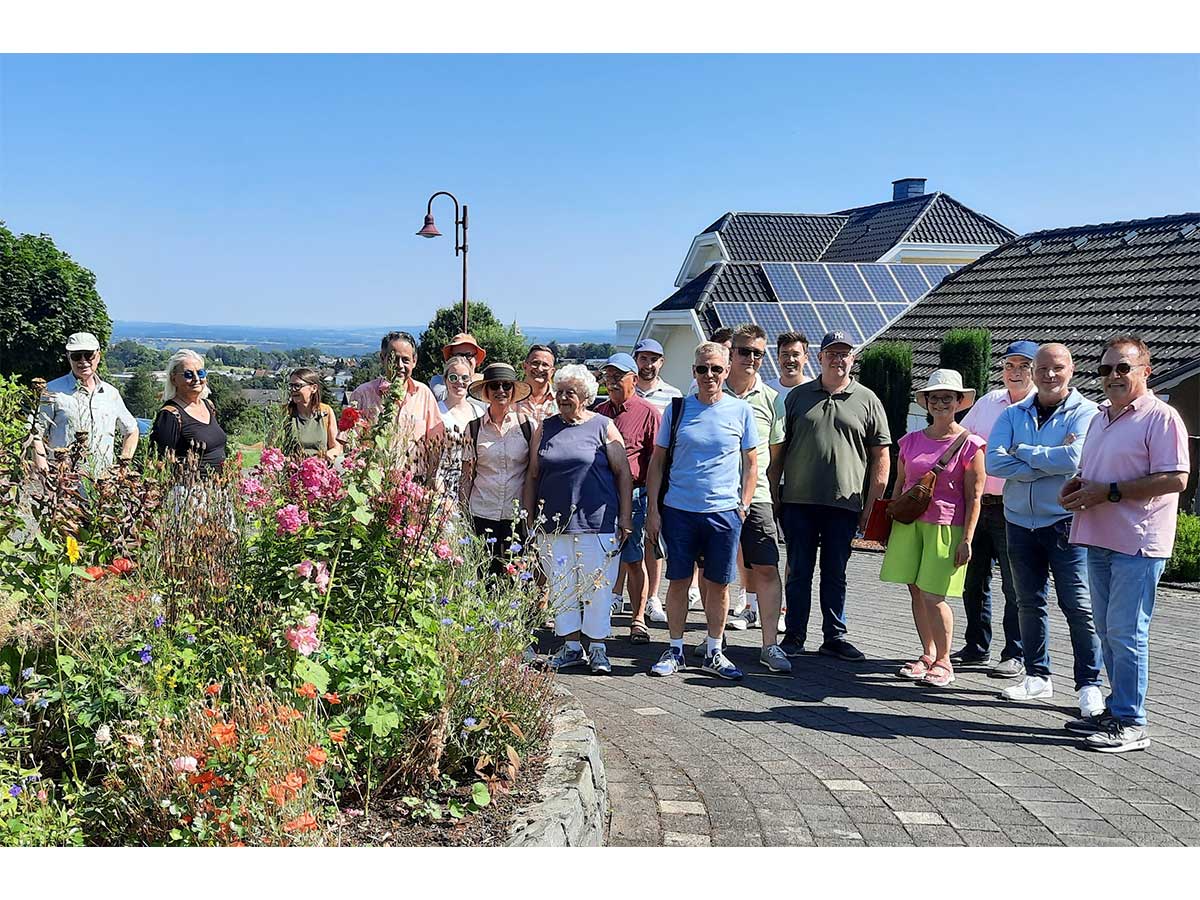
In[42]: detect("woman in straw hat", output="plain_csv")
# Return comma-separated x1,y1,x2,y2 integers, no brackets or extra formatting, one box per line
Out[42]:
881,369,986,688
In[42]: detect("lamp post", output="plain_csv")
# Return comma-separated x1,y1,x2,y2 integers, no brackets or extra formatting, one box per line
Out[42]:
416,191,469,333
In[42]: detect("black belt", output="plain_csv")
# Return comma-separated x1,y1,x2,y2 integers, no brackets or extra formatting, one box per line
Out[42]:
981,494,1005,507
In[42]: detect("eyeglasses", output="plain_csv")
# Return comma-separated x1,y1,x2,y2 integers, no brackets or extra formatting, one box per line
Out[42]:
734,347,765,360
1098,362,1135,377
181,369,207,382
69,350,97,362
924,394,958,407
602,372,629,384
823,350,852,361
445,373,471,385
287,383,309,392
693,365,725,376
488,382,515,393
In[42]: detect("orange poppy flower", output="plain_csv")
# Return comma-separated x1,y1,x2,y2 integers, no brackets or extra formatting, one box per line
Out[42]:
108,557,134,575
268,783,291,806
204,683,222,696
284,812,318,833
296,682,317,700
321,692,341,705
276,706,302,723
305,746,328,768
328,728,348,744
283,771,305,791
203,708,217,718
210,722,237,748
84,566,106,580
255,722,271,735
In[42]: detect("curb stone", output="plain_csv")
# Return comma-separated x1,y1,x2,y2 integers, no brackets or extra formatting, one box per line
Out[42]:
506,683,608,847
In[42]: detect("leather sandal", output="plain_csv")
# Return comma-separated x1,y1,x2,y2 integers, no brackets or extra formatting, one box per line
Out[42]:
898,654,934,680
921,661,955,687
629,621,651,644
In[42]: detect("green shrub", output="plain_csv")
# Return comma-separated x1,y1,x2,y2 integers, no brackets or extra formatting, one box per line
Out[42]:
939,328,991,400
1166,512,1200,583
857,341,912,445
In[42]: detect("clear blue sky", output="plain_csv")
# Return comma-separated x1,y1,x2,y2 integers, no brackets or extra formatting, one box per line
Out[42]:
2,54,1197,332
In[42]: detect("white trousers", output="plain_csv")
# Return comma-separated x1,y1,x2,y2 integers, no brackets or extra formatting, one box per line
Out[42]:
538,532,620,640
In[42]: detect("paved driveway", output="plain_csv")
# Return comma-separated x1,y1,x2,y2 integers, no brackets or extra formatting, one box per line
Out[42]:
550,550,1200,846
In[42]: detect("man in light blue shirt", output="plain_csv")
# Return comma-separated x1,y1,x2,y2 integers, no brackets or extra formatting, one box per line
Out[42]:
645,342,757,680
986,343,1104,719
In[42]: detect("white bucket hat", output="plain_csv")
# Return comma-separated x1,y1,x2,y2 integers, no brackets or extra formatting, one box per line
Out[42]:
915,368,976,412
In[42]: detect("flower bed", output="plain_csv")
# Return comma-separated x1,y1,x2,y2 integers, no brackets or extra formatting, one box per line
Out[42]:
0,374,553,845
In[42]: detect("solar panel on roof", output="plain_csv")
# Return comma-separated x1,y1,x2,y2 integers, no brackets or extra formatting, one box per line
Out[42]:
858,265,905,302
828,266,873,301
748,303,790,336
880,303,910,321
813,306,865,343
848,304,887,337
779,303,827,347
712,302,752,327
891,267,931,301
762,263,807,301
794,264,840,301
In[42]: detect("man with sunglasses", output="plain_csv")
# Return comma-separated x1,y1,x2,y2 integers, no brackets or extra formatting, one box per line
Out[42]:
34,331,138,476
1060,336,1190,753
986,343,1104,720
644,342,758,679
768,331,891,662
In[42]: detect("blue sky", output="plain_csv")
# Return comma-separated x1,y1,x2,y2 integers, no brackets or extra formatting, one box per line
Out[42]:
1,54,1197,332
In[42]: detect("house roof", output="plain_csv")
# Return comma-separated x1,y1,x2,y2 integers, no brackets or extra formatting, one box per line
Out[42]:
697,193,1016,264
867,212,1200,396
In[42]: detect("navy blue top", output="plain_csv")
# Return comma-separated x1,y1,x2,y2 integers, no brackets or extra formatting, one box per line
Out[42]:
536,414,617,534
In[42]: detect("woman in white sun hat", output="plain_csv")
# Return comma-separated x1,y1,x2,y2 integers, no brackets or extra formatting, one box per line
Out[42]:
880,369,986,688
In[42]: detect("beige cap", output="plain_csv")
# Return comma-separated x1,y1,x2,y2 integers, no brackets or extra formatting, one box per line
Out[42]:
65,332,101,352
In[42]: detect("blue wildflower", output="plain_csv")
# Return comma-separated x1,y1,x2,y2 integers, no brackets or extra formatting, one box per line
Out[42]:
0,725,6,737
459,678,472,687
441,617,453,626
139,645,152,664
509,601,519,610
485,537,497,545
519,571,534,581
21,667,34,680
464,625,474,633
509,542,523,553
491,619,504,633
439,596,450,606
459,536,471,545
153,615,165,629
8,785,20,798
465,580,477,588
463,717,477,728
185,634,197,644
556,556,568,566
11,697,25,707
0,685,9,696
23,774,39,783
36,698,49,709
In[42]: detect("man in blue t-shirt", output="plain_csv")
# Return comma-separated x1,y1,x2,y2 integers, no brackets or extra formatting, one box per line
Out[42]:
645,342,758,680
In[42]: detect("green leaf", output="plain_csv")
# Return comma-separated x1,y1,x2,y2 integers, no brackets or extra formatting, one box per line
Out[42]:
363,703,400,737
471,782,491,808
351,506,373,525
56,654,77,676
293,657,330,694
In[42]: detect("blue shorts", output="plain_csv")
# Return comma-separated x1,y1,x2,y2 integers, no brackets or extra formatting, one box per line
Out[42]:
620,488,648,564
662,506,743,585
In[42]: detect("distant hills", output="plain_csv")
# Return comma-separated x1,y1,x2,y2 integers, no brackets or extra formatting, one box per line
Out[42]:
112,320,618,357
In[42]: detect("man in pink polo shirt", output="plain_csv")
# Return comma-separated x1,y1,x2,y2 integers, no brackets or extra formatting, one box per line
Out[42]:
953,340,1036,677
1061,335,1190,753
347,330,445,478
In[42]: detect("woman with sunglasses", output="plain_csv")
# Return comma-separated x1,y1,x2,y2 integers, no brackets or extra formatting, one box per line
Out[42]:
150,349,227,470
283,367,341,460
437,356,482,498
464,363,535,570
523,364,633,675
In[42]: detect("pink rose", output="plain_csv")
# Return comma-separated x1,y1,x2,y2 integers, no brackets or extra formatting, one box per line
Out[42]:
286,623,321,656
171,756,198,774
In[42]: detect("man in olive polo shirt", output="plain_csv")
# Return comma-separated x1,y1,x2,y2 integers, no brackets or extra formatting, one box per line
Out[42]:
768,331,891,660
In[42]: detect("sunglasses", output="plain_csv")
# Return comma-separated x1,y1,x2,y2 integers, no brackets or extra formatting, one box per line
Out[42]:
1098,362,1135,377
445,373,471,385
288,382,314,392
924,394,958,406
488,382,515,393
734,346,765,360
69,350,97,362
693,364,725,376
181,369,207,382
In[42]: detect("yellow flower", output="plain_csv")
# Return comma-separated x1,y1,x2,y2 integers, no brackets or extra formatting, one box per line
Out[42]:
66,536,80,564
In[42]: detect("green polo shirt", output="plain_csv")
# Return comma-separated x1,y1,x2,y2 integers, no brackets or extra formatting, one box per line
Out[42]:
780,377,891,512
723,375,783,505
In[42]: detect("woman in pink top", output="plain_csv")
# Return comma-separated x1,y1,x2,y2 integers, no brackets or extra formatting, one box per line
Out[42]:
881,370,986,687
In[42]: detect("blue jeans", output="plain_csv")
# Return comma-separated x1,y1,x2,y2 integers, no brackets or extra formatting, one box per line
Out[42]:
780,503,858,645
1006,519,1102,690
1086,547,1165,727
961,503,1022,660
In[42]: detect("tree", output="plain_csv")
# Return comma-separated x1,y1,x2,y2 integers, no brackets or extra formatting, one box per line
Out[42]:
0,222,112,381
857,341,913,493
414,301,529,383
205,372,250,431
939,328,991,401
123,365,161,419
107,340,167,372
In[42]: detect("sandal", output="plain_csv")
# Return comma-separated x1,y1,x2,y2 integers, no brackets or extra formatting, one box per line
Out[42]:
898,654,934,680
921,662,955,687
629,621,651,644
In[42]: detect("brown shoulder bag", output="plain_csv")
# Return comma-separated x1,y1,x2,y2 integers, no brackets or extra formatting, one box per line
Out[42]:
887,431,970,525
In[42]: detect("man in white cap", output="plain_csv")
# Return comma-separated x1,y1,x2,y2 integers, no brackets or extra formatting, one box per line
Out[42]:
34,332,139,475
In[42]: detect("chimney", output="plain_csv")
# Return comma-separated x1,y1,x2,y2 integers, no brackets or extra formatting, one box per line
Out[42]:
892,177,927,201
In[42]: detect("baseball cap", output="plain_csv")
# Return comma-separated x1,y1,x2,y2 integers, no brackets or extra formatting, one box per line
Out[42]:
65,332,101,352
602,352,638,374
1003,340,1039,361
632,338,664,357
819,331,855,352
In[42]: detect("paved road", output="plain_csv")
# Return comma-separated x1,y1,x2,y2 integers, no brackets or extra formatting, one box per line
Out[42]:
548,550,1200,846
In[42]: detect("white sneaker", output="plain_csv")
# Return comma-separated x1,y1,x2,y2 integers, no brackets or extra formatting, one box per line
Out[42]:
1079,684,1105,717
646,596,668,624
728,608,757,630
730,587,747,617
610,594,625,616
687,587,702,610
1000,675,1053,702
778,614,787,635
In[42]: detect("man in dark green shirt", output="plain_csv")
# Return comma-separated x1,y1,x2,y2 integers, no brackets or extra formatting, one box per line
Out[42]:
768,331,891,660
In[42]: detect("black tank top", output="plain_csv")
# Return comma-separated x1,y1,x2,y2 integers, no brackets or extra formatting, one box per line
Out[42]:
151,399,227,468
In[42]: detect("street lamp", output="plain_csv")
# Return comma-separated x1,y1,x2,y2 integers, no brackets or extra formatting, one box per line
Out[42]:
416,191,469,333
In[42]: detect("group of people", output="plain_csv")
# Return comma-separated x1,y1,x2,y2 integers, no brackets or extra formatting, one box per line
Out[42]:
30,324,1190,754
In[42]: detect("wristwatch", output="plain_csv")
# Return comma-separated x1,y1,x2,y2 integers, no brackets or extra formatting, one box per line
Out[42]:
1108,482,1122,503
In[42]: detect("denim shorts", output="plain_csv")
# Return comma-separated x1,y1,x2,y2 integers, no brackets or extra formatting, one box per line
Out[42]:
662,505,743,585
620,487,648,564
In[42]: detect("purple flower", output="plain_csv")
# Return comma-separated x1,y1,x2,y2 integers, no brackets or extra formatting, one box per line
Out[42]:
464,625,474,633
458,536,471,545
440,617,453,626
508,542,523,553
11,697,25,707
459,678,472,687
153,616,165,629
139,645,152,664
0,685,9,696
463,717,477,727
491,619,503,633
0,726,7,737
20,668,34,680
438,597,450,606
485,537,497,545
519,571,534,581
35,698,48,709
185,634,197,644
8,785,20,798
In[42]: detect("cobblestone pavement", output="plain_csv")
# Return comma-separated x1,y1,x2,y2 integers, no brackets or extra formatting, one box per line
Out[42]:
547,550,1200,847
